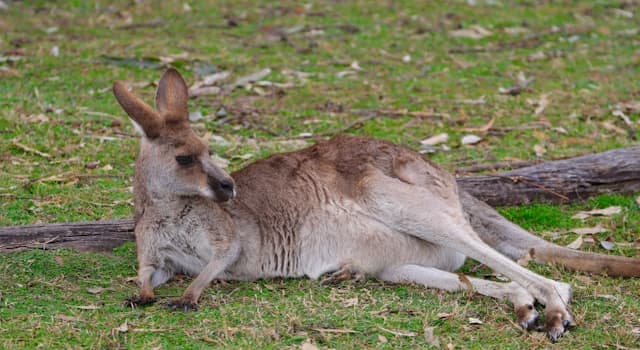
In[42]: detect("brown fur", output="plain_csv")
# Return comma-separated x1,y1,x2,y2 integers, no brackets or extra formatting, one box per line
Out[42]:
113,69,639,341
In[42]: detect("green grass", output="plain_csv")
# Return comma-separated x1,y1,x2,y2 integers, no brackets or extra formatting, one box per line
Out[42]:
1,0,639,348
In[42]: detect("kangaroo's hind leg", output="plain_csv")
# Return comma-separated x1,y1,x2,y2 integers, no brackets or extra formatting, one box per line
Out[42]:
378,264,539,330
361,164,573,341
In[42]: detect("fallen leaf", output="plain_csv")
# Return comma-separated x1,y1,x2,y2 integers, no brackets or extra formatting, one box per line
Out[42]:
56,314,82,322
499,72,534,96
457,96,486,105
233,68,271,87
336,70,357,78
54,256,64,266
504,26,530,36
461,134,482,145
420,133,449,146
342,297,358,307
553,126,568,134
566,236,584,250
636,196,640,206
570,225,607,235
632,327,640,336
114,320,129,333
189,86,221,98
571,206,622,220
601,121,627,135
468,317,483,325
461,117,495,132
597,294,618,301
72,305,100,310
450,25,492,39
600,239,615,251
533,94,550,115
87,287,107,295
377,335,388,343
533,144,546,157
424,326,441,348
301,342,319,350
350,61,363,71
437,312,452,319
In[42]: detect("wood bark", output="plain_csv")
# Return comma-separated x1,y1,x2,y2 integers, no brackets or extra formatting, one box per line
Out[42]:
1,147,639,253
457,146,640,206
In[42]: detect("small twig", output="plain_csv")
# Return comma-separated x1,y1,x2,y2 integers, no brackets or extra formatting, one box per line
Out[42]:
117,19,165,30
12,140,52,159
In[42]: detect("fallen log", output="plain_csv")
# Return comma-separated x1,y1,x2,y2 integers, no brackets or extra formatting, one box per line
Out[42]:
1,147,639,253
457,146,640,206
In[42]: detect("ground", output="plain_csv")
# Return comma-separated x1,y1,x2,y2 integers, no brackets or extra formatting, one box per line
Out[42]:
0,1,639,349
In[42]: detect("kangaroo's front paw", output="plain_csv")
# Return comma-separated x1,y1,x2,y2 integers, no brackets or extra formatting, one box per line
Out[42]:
515,303,539,331
545,307,575,342
166,298,198,311
124,295,157,307
320,263,365,286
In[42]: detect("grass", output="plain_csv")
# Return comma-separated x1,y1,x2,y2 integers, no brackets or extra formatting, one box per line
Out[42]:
1,0,639,348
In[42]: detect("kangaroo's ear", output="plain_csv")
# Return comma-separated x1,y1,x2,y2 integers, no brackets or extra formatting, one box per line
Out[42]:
155,68,189,123
113,81,163,138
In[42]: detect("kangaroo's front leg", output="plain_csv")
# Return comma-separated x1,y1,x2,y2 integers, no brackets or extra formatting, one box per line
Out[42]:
166,241,240,311
126,265,158,307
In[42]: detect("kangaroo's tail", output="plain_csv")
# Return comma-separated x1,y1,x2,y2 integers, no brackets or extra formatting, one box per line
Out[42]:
460,190,640,277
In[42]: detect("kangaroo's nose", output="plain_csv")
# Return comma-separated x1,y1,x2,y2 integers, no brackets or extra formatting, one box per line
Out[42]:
220,178,235,197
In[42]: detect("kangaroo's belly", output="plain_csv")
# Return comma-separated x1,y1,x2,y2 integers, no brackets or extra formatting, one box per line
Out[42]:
297,201,466,279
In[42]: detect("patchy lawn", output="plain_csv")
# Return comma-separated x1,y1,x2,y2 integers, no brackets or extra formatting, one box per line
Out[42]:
1,1,639,348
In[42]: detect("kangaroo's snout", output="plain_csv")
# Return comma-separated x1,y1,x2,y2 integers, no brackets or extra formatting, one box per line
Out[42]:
209,176,236,202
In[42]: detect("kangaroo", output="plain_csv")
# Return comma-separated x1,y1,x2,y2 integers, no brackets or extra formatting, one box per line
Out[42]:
113,68,640,342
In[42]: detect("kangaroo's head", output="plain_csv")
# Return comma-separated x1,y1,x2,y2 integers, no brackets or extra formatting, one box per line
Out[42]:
113,68,236,202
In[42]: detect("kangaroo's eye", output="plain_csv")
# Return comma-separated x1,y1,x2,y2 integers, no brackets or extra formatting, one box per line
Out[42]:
175,155,195,166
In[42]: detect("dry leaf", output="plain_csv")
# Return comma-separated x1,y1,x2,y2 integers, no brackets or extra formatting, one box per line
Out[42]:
570,225,607,235
632,327,640,336
600,239,616,251
189,86,221,98
424,326,441,348
437,312,452,319
420,133,449,146
72,305,100,310
499,72,534,96
533,144,546,157
233,68,272,87
461,134,482,145
54,256,64,266
571,206,622,220
87,287,108,295
56,314,82,322
342,297,358,307
533,94,550,115
636,196,640,206
114,321,129,333
377,335,388,343
301,342,320,350
461,117,495,132
468,317,484,325
566,236,584,250
601,121,626,135
450,25,492,39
